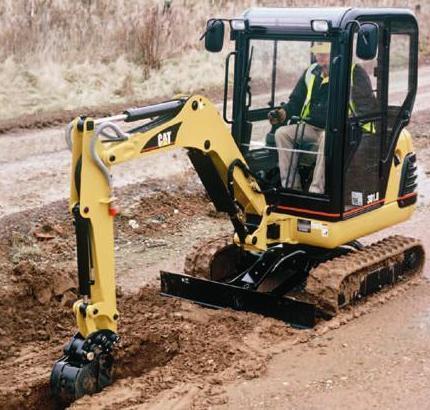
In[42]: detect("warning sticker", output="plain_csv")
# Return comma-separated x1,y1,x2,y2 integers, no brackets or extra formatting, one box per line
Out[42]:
297,219,311,233
311,221,329,238
351,191,363,206
321,226,329,237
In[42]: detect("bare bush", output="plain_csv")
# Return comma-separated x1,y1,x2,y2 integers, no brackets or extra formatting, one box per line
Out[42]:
128,6,172,76
0,0,428,64
137,7,165,70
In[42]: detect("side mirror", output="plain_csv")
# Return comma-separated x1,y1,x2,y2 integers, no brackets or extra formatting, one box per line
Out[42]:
356,23,378,60
205,19,225,53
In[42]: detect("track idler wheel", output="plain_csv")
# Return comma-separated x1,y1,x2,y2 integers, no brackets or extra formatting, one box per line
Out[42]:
51,330,119,404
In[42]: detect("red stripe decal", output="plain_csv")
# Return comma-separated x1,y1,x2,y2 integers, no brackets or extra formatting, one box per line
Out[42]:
275,192,417,218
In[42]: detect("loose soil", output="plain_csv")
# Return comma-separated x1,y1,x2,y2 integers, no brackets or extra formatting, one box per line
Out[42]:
1,185,427,409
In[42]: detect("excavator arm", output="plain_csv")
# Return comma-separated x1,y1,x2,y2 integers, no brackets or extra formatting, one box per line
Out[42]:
71,95,277,337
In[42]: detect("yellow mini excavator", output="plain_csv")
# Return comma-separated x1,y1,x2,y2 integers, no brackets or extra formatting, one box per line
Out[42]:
51,7,425,402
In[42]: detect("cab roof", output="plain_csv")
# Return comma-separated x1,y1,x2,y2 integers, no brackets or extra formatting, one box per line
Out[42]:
240,7,417,34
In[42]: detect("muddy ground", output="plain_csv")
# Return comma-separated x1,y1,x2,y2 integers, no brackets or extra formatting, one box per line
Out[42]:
0,106,430,408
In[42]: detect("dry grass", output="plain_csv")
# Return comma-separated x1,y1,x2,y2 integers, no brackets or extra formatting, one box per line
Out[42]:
0,0,428,121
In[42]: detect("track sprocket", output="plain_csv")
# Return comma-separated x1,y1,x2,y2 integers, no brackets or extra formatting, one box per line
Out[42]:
184,233,240,281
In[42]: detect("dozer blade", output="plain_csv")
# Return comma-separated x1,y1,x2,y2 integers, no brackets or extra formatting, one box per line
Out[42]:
160,271,316,328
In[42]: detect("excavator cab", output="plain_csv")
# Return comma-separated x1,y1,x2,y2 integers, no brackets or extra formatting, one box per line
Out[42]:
51,8,423,404
207,8,418,219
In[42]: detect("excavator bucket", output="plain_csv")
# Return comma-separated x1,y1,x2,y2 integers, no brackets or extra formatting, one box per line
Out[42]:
160,271,316,328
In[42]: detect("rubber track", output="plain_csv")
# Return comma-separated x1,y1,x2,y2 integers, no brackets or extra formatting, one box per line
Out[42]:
305,235,425,317
184,234,232,279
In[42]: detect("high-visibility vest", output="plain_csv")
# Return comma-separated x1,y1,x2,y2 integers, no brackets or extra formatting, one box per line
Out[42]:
300,63,319,120
300,63,375,133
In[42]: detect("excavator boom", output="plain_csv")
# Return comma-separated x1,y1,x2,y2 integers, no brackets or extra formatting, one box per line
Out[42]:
51,96,278,402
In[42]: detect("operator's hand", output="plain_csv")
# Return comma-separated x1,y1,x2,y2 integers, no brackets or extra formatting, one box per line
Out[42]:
268,108,287,125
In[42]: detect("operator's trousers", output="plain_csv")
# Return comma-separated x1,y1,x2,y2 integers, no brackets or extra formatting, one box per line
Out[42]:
274,123,325,194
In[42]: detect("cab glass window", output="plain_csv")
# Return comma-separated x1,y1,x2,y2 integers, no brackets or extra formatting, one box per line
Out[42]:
343,25,383,213
243,40,331,195
386,20,417,157
388,34,410,106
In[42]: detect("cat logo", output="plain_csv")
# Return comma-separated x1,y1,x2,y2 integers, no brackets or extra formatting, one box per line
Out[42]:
157,131,172,147
140,123,181,153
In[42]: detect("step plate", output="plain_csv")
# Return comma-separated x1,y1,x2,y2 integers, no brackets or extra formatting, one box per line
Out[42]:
160,271,316,328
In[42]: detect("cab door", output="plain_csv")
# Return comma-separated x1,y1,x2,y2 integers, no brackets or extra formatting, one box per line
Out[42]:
343,20,386,217
342,16,418,218
382,16,418,195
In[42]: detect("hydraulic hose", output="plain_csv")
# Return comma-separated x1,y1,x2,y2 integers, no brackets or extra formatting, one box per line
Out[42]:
90,122,130,189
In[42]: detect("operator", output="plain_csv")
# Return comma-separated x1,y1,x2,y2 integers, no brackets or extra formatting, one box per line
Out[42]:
269,41,376,194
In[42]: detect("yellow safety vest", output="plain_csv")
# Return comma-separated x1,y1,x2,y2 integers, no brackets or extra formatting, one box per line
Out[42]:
300,63,319,120
300,63,375,133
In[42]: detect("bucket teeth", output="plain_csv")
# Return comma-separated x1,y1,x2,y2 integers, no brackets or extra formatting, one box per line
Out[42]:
50,331,118,403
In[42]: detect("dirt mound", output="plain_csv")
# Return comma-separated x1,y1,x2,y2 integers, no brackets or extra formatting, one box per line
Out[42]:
0,260,77,361
0,201,78,361
11,260,76,305
116,189,210,238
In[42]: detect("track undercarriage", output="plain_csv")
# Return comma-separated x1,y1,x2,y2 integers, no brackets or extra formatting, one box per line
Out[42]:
161,234,425,325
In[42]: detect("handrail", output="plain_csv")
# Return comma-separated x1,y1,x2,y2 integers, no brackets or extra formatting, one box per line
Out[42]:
223,51,236,124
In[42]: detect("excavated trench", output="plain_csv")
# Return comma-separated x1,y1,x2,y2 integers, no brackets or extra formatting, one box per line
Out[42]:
0,191,188,408
0,192,263,409
0,281,266,410
0,290,181,410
